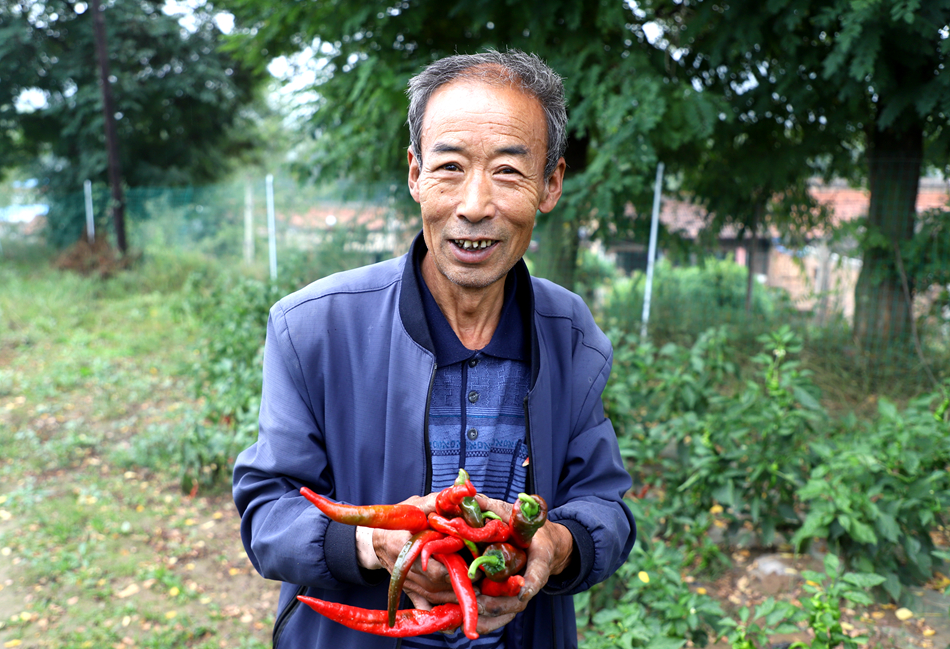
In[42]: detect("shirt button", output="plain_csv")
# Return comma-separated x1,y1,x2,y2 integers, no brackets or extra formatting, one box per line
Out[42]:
467,428,478,440
468,390,479,404
468,358,479,368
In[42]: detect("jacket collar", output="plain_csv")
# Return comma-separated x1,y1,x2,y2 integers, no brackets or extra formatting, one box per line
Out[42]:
399,231,541,386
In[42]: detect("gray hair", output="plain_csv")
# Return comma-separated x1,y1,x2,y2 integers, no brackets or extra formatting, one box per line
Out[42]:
407,49,567,180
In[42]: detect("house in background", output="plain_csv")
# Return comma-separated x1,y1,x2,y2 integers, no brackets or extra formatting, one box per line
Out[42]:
606,178,950,323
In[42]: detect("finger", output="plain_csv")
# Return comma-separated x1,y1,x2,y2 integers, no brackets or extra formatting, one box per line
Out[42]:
406,591,433,611
476,609,518,634
371,528,413,573
474,495,513,521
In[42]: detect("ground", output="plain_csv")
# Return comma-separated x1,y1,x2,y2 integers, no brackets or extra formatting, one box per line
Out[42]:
0,254,948,648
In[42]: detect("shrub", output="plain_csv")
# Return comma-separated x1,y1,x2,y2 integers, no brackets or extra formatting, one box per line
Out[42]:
792,391,950,602
601,258,781,343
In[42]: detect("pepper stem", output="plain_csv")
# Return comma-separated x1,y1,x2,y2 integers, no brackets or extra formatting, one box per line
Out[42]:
455,468,470,486
467,554,503,579
483,511,502,521
517,493,540,519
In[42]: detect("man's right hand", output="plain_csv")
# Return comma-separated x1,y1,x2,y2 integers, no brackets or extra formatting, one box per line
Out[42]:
357,493,457,609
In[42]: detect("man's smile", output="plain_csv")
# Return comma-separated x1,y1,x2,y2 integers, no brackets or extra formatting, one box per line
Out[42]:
452,239,497,251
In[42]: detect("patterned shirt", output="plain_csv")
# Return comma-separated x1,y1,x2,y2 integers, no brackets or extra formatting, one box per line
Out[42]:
402,262,530,649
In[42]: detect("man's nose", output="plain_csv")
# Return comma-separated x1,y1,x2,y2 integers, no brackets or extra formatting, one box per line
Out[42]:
456,171,494,222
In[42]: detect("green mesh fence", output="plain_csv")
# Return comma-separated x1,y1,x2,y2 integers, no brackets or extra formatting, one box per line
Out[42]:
3,172,948,393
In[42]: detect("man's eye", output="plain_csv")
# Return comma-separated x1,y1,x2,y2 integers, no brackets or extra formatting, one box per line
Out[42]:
498,167,520,175
441,163,460,171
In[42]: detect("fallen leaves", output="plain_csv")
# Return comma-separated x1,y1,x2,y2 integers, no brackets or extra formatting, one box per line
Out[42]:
894,607,914,621
115,583,140,599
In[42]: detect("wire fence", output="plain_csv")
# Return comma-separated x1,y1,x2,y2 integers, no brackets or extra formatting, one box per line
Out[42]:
3,172,949,394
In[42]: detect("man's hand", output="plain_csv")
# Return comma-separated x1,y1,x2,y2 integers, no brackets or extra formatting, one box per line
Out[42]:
471,494,574,634
356,493,456,609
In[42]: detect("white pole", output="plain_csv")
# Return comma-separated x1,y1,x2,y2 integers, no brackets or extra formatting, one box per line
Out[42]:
244,181,254,265
266,174,277,281
640,162,665,340
84,179,95,243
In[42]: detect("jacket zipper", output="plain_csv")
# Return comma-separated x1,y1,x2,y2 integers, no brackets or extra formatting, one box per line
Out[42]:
272,584,307,648
423,361,437,494
524,395,561,648
522,396,536,494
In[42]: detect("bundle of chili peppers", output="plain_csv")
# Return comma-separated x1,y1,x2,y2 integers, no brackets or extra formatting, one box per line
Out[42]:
297,469,548,639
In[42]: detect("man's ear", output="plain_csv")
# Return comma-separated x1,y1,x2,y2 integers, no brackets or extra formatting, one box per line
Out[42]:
407,148,421,204
538,157,566,214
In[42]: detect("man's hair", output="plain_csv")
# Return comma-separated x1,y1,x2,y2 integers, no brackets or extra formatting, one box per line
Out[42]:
407,49,567,180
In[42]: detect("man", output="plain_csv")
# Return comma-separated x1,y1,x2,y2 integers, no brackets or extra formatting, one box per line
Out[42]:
233,49,635,648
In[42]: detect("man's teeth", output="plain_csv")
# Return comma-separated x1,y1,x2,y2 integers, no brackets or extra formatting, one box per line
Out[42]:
455,240,493,250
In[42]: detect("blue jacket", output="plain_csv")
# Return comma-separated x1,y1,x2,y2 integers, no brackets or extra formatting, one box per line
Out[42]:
233,236,635,648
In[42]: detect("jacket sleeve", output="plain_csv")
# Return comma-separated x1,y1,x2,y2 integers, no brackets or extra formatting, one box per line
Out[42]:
232,304,379,590
543,344,636,596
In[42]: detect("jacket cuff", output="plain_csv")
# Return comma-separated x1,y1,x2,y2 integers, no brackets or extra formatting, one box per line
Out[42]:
324,520,387,586
540,519,592,596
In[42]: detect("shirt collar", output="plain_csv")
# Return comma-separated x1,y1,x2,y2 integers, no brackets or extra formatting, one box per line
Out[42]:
413,245,527,365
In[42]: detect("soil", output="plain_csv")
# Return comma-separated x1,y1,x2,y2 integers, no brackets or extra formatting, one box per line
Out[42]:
693,547,950,649
53,238,138,278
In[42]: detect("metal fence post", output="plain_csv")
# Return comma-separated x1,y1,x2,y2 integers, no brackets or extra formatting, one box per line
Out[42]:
640,162,664,340
266,174,277,281
84,180,95,243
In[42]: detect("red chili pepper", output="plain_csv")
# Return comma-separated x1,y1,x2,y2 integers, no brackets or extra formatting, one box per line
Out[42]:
300,487,428,533
420,536,465,571
435,469,476,518
433,552,479,640
388,529,443,627
479,574,525,598
509,493,548,548
428,512,511,544
297,595,462,637
466,542,527,581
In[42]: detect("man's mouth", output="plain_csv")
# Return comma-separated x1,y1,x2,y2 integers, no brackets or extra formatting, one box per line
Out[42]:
452,239,496,250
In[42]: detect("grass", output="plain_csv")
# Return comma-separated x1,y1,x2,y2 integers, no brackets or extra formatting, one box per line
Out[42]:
0,243,273,649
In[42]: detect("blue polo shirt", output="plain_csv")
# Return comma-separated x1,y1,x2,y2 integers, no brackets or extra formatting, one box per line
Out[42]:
404,259,531,648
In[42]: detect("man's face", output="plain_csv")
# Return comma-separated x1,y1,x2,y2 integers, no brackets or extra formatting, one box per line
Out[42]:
408,78,565,295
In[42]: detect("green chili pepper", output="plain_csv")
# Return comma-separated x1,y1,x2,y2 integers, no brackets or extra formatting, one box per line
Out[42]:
387,529,443,627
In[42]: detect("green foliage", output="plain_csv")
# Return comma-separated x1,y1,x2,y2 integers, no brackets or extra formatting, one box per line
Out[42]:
718,597,801,649
601,259,781,343
179,229,380,491
717,555,882,649
607,323,949,605
789,555,884,649
792,393,950,601
0,0,265,246
578,500,725,648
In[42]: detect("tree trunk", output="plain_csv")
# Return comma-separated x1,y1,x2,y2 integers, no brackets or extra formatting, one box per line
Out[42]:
532,133,589,291
852,123,922,353
91,0,127,255
745,201,763,315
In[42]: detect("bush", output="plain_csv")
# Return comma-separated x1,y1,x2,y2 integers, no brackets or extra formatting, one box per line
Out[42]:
792,390,950,602
601,258,782,343
608,325,949,603
179,227,381,492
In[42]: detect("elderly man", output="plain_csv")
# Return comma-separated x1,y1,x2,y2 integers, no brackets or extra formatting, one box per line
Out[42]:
233,49,635,648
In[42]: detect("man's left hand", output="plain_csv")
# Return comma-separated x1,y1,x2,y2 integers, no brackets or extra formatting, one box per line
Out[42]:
471,494,574,634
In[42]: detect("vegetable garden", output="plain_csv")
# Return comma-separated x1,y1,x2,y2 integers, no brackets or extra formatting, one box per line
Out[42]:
0,237,948,648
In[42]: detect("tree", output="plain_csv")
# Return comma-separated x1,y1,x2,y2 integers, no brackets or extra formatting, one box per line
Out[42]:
0,0,265,247
648,0,950,351
219,0,719,289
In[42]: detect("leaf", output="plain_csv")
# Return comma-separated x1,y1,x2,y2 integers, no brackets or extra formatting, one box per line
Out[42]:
842,572,887,589
645,637,687,649
823,553,841,576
